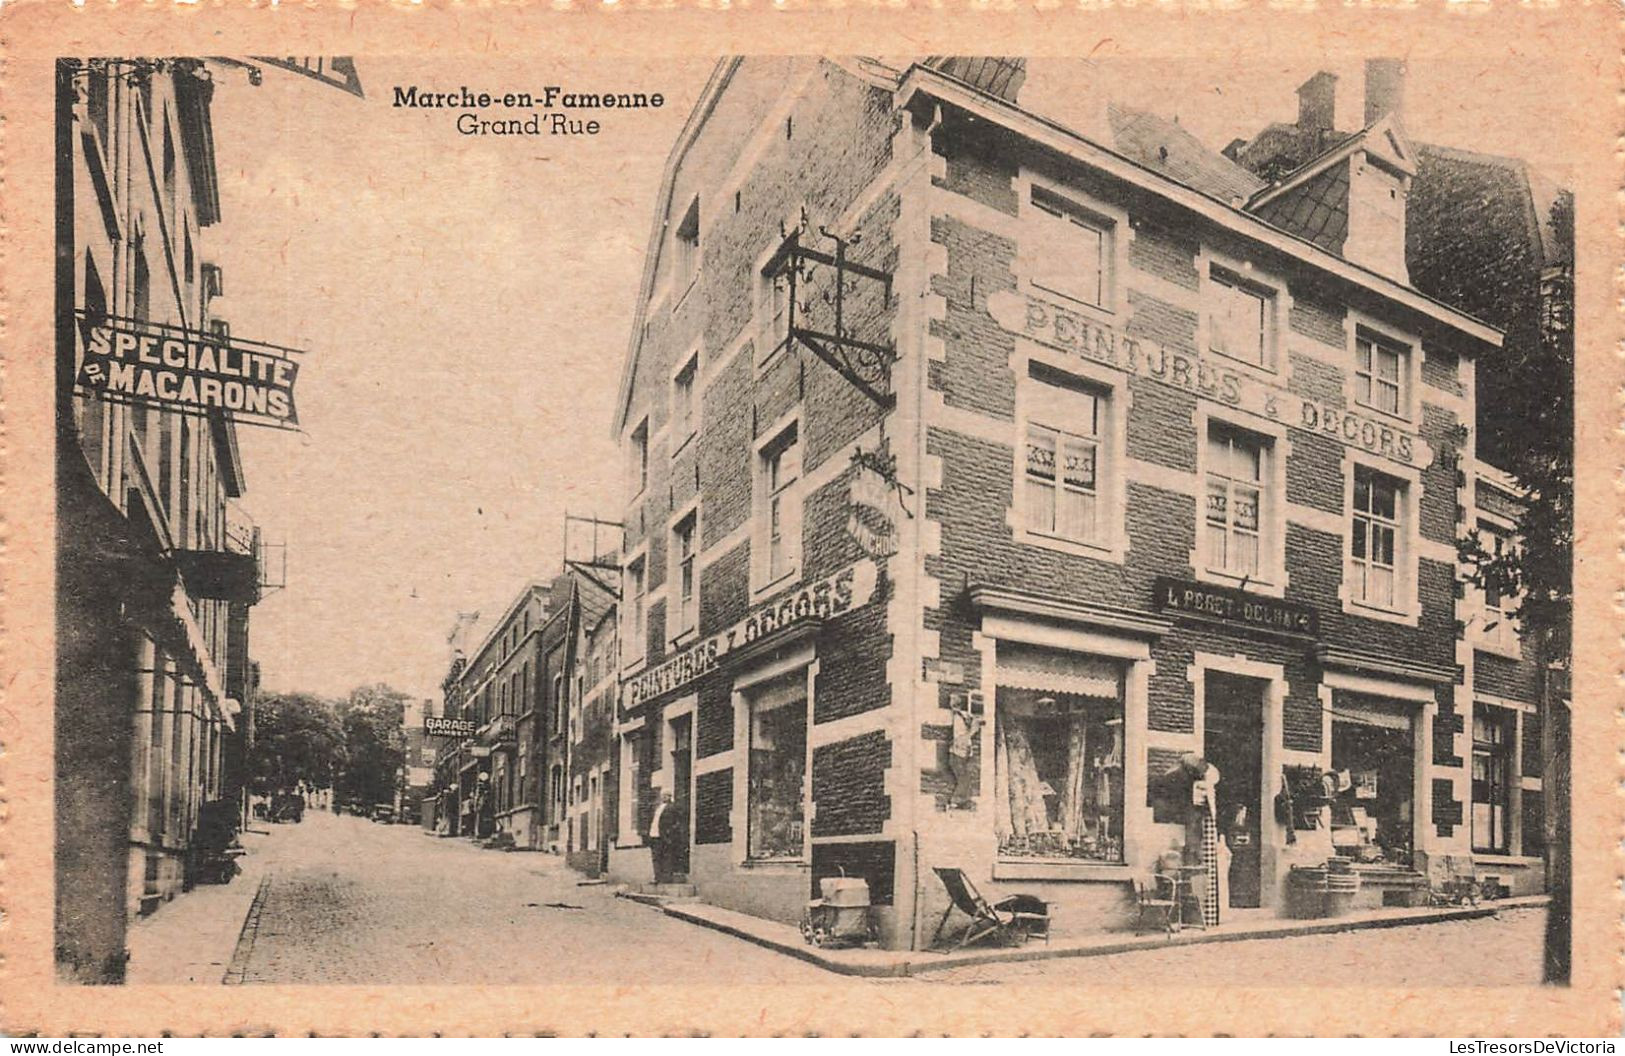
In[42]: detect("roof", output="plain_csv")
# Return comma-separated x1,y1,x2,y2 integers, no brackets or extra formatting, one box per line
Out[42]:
898,65,1501,349
1414,142,1571,269
1106,105,1263,203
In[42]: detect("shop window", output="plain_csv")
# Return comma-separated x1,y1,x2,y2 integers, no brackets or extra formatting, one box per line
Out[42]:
671,510,697,638
747,680,808,861
672,352,698,449
1329,709,1414,867
672,196,700,297
1022,364,1103,546
1351,467,1402,609
1208,269,1271,368
755,423,801,590
1028,186,1110,310
1472,705,1514,854
1355,332,1407,417
1205,424,1268,579
993,648,1124,863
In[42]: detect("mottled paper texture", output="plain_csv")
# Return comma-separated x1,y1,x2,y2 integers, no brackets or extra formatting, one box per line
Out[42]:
1,1,1619,1037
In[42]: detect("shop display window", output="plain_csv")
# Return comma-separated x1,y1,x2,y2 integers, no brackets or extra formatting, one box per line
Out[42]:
994,687,1124,863
748,683,807,861
1328,714,1414,866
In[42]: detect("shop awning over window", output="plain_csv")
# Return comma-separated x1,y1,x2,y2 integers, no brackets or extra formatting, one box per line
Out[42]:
996,643,1121,700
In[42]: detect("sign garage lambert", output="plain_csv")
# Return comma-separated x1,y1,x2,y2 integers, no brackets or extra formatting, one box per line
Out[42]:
425,716,478,738
624,560,878,710
987,291,1433,468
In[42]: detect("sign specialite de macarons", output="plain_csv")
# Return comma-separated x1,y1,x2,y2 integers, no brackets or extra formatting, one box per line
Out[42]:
623,559,878,711
76,315,303,429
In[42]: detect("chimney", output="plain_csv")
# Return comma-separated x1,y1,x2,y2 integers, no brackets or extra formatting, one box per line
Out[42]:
1364,58,1406,126
1296,71,1337,139
922,57,1027,104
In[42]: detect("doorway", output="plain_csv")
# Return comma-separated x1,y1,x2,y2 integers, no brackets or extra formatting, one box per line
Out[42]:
669,714,693,879
1203,672,1266,908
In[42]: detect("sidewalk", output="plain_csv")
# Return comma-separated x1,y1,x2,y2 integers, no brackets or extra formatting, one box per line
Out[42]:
124,824,285,984
649,894,1552,978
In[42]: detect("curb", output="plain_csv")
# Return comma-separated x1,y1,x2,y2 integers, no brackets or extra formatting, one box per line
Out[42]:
221,872,273,985
657,896,1548,978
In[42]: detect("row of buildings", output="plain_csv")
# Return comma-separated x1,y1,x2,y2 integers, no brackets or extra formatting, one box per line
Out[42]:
56,59,270,982
423,56,1569,950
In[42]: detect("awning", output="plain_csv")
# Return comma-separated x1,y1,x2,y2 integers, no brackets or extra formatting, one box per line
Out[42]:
996,643,1122,700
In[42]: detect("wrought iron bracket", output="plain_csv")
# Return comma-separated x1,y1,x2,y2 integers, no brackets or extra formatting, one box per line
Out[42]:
770,225,897,410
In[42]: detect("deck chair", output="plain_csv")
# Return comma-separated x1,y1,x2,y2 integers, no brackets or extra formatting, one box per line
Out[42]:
930,867,1050,950
1134,874,1178,935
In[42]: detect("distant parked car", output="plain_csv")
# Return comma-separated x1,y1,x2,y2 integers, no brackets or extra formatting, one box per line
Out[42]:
370,804,395,823
269,792,305,823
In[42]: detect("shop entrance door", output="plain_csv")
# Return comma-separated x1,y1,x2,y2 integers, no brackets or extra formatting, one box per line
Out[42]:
1203,672,1265,908
669,714,693,879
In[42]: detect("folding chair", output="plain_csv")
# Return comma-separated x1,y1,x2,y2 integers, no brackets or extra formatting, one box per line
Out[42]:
1134,874,1178,936
930,867,1051,950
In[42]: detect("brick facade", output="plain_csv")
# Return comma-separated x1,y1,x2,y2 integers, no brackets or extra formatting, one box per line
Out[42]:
606,57,1532,946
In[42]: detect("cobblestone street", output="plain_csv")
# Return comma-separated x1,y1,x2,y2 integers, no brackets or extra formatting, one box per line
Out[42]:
221,811,838,985
122,810,1549,988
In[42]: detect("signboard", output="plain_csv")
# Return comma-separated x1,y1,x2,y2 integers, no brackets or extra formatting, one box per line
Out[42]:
987,291,1432,468
1154,576,1319,638
624,560,878,710
425,716,478,738
75,314,303,430
846,451,903,559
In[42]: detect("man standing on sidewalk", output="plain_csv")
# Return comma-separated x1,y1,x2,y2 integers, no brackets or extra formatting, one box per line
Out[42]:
649,791,673,884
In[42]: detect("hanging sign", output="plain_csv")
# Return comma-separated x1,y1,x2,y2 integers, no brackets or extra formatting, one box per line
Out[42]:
425,716,478,738
624,559,878,710
1154,576,1318,637
75,314,303,430
987,290,1431,468
846,450,903,559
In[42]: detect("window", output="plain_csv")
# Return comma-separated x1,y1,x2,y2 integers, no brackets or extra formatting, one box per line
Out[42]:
629,419,649,498
1351,467,1401,609
1472,706,1513,854
747,679,808,861
993,649,1124,863
673,196,700,294
1479,521,1519,650
626,556,646,659
765,262,792,359
1023,368,1101,545
672,353,698,447
672,511,697,637
1209,270,1269,367
758,424,802,587
1355,333,1406,417
1205,424,1267,578
553,672,566,738
1029,187,1108,309
520,661,529,712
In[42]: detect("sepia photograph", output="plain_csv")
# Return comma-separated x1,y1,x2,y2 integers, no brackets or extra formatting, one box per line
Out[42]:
49,49,1579,995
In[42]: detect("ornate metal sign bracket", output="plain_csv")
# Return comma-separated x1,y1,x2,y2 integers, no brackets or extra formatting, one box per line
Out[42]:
770,222,897,410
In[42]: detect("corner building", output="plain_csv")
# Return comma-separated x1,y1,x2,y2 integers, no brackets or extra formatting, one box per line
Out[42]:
609,57,1510,948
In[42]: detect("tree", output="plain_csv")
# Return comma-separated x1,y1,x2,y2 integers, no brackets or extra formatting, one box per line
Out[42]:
249,692,346,796
334,683,411,808
1457,190,1572,984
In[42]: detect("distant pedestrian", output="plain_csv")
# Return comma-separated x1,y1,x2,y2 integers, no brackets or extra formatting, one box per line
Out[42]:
649,792,673,884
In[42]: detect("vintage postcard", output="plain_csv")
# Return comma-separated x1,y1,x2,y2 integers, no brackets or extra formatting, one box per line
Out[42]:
0,2,1618,1038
